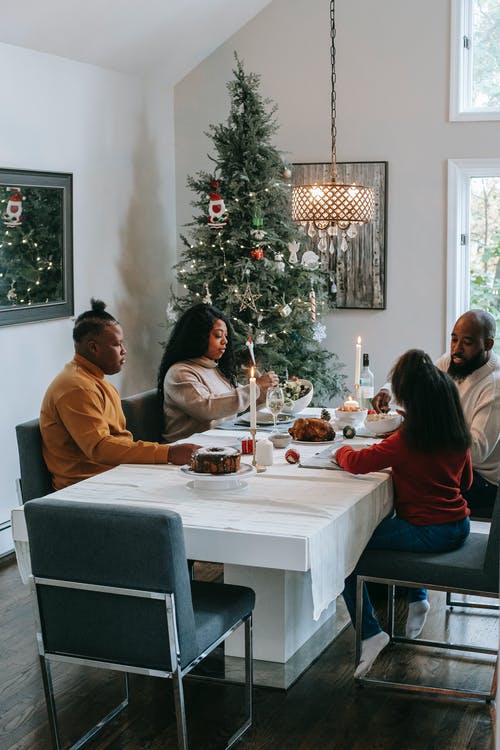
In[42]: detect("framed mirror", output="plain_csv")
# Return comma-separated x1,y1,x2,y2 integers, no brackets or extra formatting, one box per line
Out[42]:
0,168,73,326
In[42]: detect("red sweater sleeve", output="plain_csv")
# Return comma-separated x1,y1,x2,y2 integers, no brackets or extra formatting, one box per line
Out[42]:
336,432,401,474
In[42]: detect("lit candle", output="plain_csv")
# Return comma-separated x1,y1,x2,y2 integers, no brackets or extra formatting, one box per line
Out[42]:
343,395,360,410
354,336,362,388
249,366,257,430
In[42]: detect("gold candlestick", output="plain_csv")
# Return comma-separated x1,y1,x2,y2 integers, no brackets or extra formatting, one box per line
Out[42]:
250,427,266,472
250,427,257,468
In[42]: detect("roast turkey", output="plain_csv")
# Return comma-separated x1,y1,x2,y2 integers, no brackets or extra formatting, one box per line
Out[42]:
288,417,335,442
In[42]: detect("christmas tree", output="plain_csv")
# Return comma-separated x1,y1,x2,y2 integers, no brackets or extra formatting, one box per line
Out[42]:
0,185,65,307
170,55,345,403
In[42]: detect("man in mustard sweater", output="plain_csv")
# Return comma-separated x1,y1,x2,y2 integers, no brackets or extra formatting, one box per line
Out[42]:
40,299,198,490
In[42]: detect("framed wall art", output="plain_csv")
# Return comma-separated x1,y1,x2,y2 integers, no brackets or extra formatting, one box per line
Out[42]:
0,168,73,326
292,161,387,309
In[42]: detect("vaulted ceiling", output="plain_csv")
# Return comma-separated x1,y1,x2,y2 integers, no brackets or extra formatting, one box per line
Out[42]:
0,0,272,81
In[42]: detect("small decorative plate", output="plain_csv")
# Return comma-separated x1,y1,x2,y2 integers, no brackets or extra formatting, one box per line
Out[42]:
180,463,255,492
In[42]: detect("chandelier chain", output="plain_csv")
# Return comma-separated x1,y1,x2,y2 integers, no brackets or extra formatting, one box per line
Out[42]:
330,0,337,183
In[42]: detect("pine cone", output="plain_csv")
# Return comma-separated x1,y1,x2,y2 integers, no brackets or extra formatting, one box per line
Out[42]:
320,408,331,422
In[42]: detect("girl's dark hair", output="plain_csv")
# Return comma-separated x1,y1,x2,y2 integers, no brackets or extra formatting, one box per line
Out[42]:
390,348,471,453
73,298,117,342
157,303,237,407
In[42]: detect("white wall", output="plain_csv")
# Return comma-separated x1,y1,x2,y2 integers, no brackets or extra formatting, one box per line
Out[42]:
0,43,176,551
174,0,500,395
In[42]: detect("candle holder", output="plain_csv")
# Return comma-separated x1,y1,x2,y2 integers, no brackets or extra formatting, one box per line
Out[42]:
249,427,266,472
250,427,257,467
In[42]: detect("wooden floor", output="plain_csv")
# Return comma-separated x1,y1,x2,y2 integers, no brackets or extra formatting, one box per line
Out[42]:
0,555,497,750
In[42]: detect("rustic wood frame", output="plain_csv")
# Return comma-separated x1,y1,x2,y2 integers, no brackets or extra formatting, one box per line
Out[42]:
292,161,387,310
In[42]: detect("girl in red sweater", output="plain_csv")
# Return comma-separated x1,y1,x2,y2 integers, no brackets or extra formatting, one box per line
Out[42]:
337,349,472,678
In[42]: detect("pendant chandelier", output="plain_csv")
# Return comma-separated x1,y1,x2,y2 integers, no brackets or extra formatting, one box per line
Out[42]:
291,0,375,244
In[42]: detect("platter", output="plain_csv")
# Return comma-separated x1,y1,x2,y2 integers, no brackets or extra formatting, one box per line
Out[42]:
239,412,294,426
292,437,340,446
180,463,255,492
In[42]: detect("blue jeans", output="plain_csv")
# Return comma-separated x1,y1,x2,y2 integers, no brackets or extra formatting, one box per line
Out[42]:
342,514,470,640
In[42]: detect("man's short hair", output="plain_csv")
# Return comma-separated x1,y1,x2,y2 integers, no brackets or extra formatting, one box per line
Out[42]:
73,299,117,342
469,309,496,340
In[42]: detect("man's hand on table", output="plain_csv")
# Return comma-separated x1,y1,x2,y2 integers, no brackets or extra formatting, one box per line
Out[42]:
168,443,200,465
371,389,391,413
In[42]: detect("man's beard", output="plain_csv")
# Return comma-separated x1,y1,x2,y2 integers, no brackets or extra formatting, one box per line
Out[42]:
448,350,486,381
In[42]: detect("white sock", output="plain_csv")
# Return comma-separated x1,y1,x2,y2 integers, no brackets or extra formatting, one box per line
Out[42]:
405,599,430,639
354,631,390,678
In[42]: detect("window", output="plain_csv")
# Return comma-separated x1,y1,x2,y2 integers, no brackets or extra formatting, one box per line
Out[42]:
450,0,500,121
447,159,500,354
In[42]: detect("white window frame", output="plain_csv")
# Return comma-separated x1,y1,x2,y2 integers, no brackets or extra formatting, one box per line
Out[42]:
447,158,500,337
450,0,500,121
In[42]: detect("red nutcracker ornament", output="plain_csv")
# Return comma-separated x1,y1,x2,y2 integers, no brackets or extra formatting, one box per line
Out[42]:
250,247,264,260
207,179,228,228
3,190,23,227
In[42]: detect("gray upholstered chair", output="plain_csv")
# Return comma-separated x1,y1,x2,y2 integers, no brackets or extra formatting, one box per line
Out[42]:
15,418,53,503
353,487,499,701
25,498,254,750
121,388,163,442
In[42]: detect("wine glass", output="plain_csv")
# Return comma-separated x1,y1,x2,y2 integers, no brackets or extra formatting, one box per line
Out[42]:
266,386,285,434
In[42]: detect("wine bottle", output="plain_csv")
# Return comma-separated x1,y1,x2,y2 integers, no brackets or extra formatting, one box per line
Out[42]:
359,353,374,410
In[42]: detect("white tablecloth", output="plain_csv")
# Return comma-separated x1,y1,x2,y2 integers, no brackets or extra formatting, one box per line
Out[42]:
12,429,393,620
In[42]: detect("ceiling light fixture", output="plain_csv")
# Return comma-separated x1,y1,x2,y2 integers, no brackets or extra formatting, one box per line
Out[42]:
291,0,376,250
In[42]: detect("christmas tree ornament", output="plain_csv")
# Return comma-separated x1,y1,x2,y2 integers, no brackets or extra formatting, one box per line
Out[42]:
7,281,17,301
273,252,285,272
207,179,228,228
307,223,317,238
288,240,300,264
309,288,316,322
165,302,177,322
251,213,266,241
250,247,264,260
255,329,267,345
278,302,292,318
313,322,327,342
301,249,320,269
202,282,212,304
283,166,292,180
245,335,257,366
238,282,262,313
3,190,23,227
330,278,337,294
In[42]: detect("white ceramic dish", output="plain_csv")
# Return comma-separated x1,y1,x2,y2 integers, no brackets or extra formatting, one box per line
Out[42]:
180,463,255,492
281,379,314,415
364,412,402,436
333,408,368,429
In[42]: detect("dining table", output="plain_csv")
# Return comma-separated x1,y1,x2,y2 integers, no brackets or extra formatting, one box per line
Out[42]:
11,408,393,689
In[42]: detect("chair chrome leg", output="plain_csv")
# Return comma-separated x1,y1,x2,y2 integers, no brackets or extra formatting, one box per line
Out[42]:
354,577,363,670
388,585,395,638
225,615,253,749
40,655,62,750
172,669,189,750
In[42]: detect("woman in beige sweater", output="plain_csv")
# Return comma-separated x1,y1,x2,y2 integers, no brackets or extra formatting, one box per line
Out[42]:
158,304,278,442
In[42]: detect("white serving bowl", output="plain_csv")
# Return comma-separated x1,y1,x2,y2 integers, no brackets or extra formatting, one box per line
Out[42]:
281,379,314,415
334,407,368,429
364,412,402,436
